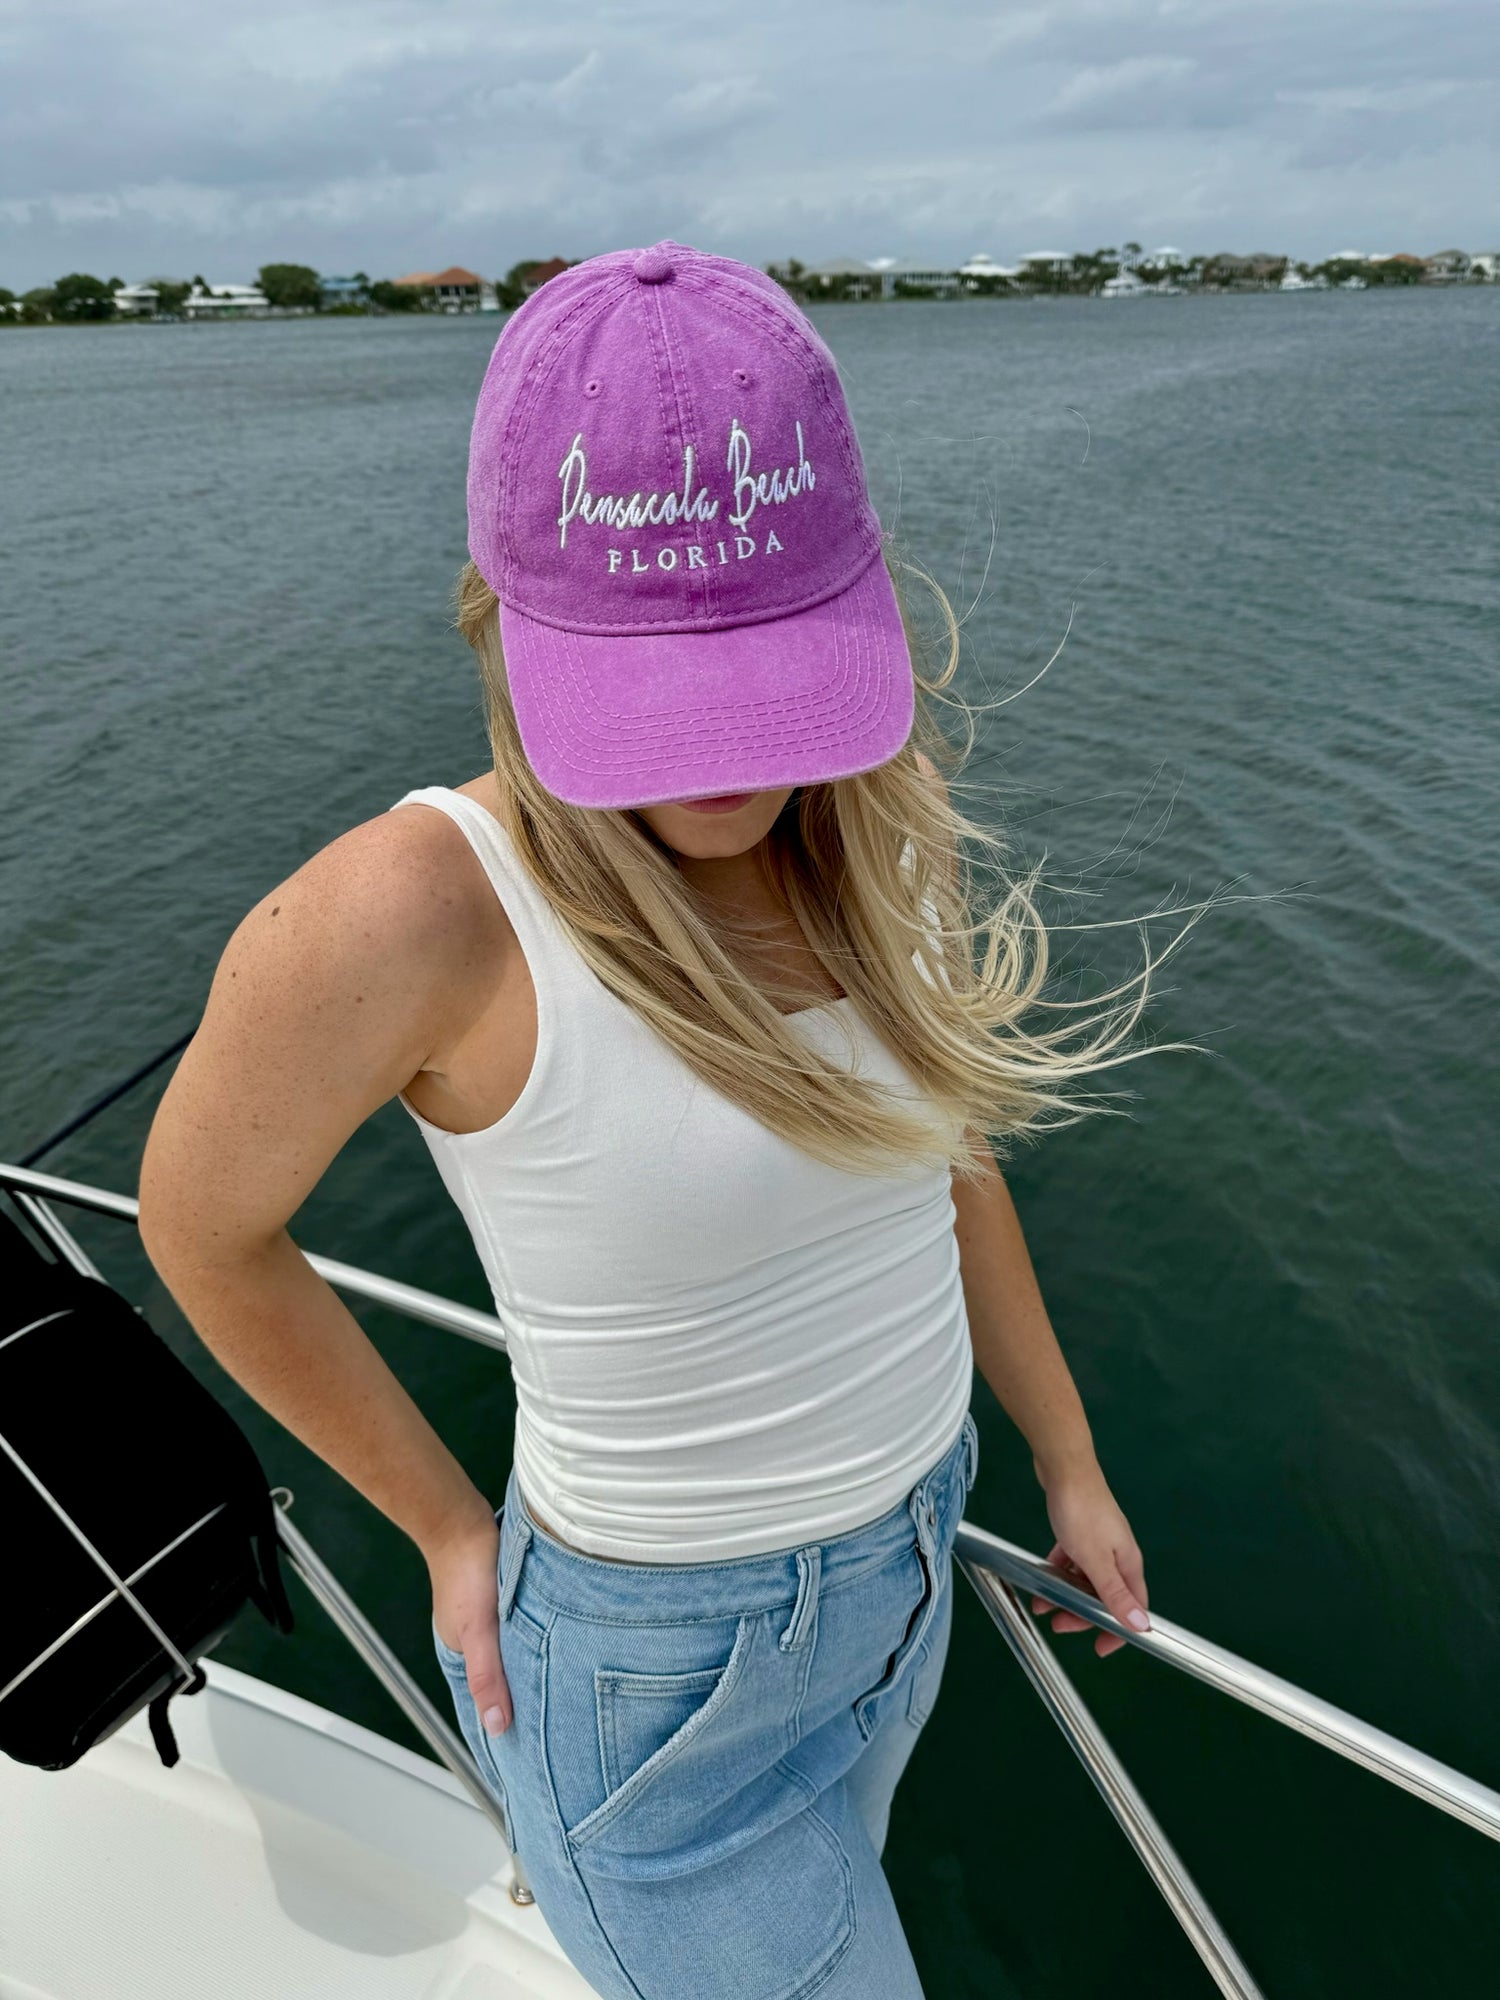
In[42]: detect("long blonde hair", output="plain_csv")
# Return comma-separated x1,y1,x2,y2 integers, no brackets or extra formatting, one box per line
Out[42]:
454,550,1216,1187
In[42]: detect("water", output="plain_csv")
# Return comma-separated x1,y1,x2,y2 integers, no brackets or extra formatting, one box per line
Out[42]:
3,290,1497,1997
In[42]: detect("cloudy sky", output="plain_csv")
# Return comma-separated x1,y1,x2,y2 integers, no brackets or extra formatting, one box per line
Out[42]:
1,0,1493,290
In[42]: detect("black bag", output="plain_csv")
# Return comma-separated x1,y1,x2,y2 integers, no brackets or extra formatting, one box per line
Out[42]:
0,1204,295,1771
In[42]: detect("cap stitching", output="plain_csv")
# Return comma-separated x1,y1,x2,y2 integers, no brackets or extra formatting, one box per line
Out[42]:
549,600,862,745
527,630,871,768
509,567,892,757
652,282,718,626
516,604,890,777
493,277,634,597
674,271,868,507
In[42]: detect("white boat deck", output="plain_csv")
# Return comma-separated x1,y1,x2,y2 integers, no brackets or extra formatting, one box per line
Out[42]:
0,1661,602,2000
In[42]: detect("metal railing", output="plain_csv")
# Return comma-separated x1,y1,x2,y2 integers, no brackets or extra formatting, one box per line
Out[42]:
7,1160,1500,1990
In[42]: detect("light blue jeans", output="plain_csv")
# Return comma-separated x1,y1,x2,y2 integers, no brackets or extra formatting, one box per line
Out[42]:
433,1409,979,2000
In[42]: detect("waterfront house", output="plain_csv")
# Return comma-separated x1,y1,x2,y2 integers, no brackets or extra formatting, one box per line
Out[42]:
1101,267,1149,298
320,275,367,306
429,267,484,310
1470,252,1500,281
1020,251,1076,282
1203,253,1253,284
1422,249,1471,282
113,283,160,316
885,260,962,298
958,254,1020,291
1202,253,1286,289
804,257,884,301
393,266,493,311
182,282,270,318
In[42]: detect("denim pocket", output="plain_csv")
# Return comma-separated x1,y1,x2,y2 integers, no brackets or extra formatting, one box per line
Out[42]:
596,1658,731,1800
563,1612,757,1853
555,1608,856,2000
580,1799,855,2000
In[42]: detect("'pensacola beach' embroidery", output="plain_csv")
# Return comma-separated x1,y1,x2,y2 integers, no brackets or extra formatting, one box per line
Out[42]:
556,419,815,568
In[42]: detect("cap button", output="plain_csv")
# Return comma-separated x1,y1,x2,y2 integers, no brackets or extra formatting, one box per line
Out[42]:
632,250,674,284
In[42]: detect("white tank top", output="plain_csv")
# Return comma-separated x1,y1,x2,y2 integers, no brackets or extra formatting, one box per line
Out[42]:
389,785,973,1563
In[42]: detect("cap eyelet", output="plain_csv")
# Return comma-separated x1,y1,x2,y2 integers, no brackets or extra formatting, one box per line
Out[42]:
732,367,752,388
583,378,603,398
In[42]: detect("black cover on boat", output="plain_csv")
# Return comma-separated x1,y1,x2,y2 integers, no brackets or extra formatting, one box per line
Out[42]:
0,1205,295,1771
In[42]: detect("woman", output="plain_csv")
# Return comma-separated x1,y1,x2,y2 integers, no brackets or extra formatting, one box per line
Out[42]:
140,242,1186,2000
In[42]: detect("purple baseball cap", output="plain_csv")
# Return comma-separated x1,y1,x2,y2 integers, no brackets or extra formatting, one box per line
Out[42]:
466,239,915,810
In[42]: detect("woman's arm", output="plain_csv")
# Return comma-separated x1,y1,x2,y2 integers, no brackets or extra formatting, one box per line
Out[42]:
952,1139,1151,1655
913,747,1150,1654
138,807,517,1730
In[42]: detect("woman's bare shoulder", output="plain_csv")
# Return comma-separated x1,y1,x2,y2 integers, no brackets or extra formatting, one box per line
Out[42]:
221,788,511,1047
312,788,496,941
140,797,505,1249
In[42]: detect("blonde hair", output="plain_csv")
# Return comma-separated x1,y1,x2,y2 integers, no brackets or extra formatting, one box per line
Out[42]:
454,551,1218,1188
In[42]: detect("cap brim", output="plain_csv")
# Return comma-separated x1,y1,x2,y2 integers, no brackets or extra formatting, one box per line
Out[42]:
496,552,915,810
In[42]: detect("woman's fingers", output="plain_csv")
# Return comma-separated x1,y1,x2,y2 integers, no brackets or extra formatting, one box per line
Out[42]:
425,1509,507,1730
1092,1556,1150,1635
1031,1544,1084,1619
1029,1546,1151,1653
467,1631,512,1736
1115,1541,1150,1619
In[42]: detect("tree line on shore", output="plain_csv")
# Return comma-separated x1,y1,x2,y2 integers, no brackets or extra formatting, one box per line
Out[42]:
5,244,1488,325
767,245,1488,300
0,259,570,324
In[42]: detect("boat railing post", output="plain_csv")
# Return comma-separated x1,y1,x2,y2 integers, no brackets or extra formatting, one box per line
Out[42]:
270,1491,534,1904
956,1551,1265,1999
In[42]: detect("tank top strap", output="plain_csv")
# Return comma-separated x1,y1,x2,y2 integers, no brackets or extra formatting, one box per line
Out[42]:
388,784,591,1003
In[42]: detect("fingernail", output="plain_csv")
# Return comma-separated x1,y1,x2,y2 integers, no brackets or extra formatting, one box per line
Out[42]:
1127,1608,1150,1632
483,1706,507,1735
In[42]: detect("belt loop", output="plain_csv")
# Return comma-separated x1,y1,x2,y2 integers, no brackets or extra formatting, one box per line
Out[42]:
497,1504,532,1624
778,1546,822,1652
910,1479,939,1560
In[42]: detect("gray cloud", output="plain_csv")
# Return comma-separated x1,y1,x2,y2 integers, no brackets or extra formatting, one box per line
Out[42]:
0,0,1494,289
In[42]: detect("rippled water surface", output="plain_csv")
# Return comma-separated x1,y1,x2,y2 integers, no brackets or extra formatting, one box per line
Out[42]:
3,290,1497,1998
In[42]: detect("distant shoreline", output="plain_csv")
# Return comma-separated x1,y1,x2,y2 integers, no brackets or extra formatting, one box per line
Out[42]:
8,284,1493,333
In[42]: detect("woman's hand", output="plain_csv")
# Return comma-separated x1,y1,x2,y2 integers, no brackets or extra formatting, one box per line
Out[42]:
427,1510,510,1734
1029,1458,1151,1658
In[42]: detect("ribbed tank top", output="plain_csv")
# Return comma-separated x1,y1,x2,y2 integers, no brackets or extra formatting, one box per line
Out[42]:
389,785,973,1563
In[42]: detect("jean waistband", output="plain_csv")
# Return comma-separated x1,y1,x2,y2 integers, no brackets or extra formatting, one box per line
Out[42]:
499,1410,977,1626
